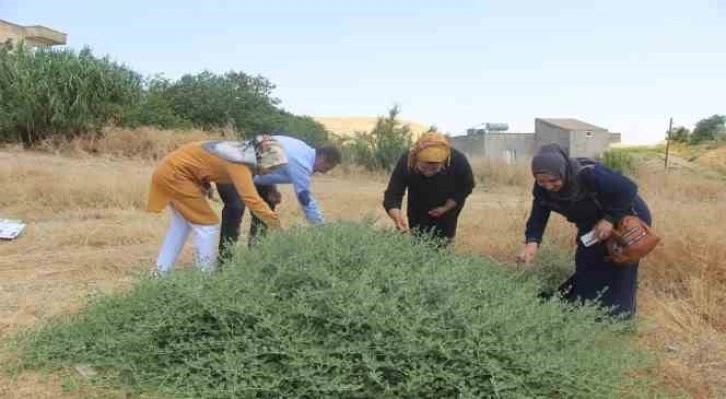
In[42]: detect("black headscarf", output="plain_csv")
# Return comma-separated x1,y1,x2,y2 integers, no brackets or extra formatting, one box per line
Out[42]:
531,144,586,201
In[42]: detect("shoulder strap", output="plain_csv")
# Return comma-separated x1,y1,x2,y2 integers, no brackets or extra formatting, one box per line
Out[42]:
575,157,598,170
575,160,601,208
578,162,636,217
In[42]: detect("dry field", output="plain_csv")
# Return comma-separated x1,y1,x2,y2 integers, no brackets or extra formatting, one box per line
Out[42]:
0,128,724,397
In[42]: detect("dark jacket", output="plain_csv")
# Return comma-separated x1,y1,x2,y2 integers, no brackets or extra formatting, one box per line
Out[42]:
383,149,475,221
525,163,641,243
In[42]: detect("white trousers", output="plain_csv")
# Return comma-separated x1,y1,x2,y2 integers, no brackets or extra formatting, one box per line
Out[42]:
156,206,219,274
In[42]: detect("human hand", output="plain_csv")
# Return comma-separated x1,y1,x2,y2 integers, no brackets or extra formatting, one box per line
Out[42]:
428,199,456,218
593,219,614,241
388,209,409,234
267,188,282,205
516,242,539,266
428,206,449,218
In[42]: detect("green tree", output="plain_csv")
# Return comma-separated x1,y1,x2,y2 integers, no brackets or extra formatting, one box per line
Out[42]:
128,71,330,144
0,43,332,146
158,70,280,135
338,106,413,171
119,75,192,129
271,110,330,146
340,131,375,166
0,44,142,146
669,126,691,143
368,105,413,171
691,114,726,143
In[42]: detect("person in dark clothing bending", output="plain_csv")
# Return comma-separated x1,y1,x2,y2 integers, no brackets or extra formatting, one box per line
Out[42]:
382,132,475,245
216,135,341,256
517,143,653,318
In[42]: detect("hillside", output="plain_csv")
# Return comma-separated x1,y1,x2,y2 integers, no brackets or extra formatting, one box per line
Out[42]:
315,116,431,139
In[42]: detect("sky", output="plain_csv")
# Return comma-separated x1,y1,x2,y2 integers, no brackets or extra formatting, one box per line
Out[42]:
2,0,724,143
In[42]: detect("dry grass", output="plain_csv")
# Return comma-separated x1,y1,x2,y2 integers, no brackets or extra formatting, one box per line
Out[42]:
315,116,431,139
633,170,726,398
0,129,724,397
694,144,726,175
33,126,220,160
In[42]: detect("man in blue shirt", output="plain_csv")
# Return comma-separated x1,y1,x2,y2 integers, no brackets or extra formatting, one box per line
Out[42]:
216,135,341,255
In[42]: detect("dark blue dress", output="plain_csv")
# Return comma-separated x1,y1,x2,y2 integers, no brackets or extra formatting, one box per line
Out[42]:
525,163,652,317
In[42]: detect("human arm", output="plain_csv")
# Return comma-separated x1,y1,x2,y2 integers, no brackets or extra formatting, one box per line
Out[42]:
226,164,281,229
517,187,552,265
288,162,325,225
429,152,475,218
382,154,410,230
387,208,409,233
450,151,475,206
428,199,458,218
584,166,638,240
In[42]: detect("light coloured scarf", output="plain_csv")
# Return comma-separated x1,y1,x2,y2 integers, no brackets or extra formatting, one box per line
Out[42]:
202,135,288,173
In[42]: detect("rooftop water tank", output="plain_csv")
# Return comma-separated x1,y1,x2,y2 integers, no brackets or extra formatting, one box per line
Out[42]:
485,123,509,132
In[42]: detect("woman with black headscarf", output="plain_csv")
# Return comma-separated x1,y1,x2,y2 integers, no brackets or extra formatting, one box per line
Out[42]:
517,144,652,318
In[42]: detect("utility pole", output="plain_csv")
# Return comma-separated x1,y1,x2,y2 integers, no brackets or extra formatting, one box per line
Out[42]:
664,117,673,171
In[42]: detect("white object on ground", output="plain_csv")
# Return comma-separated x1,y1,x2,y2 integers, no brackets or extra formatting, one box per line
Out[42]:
0,219,26,240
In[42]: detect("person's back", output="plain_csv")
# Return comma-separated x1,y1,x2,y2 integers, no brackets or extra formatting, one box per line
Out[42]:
253,135,316,186
216,134,340,254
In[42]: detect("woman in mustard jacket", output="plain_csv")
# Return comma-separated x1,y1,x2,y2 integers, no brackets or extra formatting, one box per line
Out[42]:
147,137,287,275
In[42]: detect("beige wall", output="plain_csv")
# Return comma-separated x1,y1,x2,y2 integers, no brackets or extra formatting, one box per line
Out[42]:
0,22,23,44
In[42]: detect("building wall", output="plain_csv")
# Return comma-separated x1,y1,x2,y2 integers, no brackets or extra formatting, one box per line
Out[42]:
569,130,611,158
0,20,66,47
450,135,487,158
450,133,536,163
534,119,570,148
0,21,24,45
484,133,537,163
452,119,617,162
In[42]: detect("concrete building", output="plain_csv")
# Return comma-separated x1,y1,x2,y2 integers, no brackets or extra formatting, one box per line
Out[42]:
0,19,66,48
450,118,620,163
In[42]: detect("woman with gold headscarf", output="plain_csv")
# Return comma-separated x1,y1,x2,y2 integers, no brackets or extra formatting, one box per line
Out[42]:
382,132,475,245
